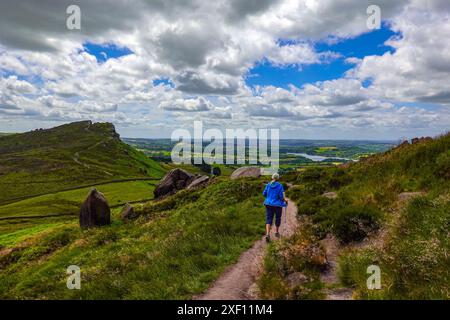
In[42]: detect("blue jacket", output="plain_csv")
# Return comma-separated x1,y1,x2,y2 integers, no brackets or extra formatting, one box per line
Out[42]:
263,181,287,207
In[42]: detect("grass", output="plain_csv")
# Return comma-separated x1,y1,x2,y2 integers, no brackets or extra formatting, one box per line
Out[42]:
0,180,157,219
0,121,165,204
258,219,326,300
338,196,450,299
0,222,66,247
269,132,450,299
0,178,267,299
0,180,158,246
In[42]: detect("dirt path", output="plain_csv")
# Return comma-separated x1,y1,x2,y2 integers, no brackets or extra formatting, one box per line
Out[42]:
195,199,298,300
320,235,353,300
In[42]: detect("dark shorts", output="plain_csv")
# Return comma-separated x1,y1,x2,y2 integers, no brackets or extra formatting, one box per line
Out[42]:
265,205,282,227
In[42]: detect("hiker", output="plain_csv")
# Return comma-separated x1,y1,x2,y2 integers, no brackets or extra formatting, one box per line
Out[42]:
262,173,288,242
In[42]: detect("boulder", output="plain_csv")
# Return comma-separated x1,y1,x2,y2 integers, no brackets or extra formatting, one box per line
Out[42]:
154,168,195,198
120,203,138,221
230,166,262,180
187,175,210,190
79,188,110,228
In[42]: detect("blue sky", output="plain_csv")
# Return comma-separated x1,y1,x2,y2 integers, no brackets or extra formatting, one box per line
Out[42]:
83,42,133,63
246,25,397,89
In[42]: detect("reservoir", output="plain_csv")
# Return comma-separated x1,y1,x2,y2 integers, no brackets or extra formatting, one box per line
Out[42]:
287,153,351,162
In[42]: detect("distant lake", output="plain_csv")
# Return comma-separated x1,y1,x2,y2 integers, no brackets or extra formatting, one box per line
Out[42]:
287,153,352,162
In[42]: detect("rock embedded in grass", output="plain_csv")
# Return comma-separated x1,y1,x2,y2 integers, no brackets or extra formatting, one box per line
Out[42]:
154,168,196,198
120,203,137,221
79,188,111,228
186,175,209,190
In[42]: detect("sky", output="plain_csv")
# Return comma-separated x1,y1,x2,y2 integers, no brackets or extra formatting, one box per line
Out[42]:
0,0,449,140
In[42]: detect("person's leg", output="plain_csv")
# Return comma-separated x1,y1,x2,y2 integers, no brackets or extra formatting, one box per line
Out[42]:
265,206,275,237
265,223,271,235
275,207,282,235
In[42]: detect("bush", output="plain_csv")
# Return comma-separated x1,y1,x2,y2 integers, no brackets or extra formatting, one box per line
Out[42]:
332,205,382,243
435,150,450,179
297,196,333,216
327,168,352,189
299,167,327,183
212,167,221,176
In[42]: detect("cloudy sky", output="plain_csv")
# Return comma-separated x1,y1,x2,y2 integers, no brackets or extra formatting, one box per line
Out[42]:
0,0,449,139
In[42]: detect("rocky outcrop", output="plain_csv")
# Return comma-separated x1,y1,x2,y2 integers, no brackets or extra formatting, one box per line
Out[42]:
230,166,262,180
79,188,110,228
154,168,196,198
154,168,211,198
187,175,210,190
120,203,138,221
411,136,432,144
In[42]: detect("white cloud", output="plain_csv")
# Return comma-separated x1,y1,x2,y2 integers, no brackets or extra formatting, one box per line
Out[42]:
350,0,450,105
159,97,213,112
0,0,448,139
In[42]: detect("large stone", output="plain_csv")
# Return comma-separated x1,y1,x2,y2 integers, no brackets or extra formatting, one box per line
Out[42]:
187,175,210,190
79,188,110,228
154,168,195,198
230,166,262,180
120,203,138,221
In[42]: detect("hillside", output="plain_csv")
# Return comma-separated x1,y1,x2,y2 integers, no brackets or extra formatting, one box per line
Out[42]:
0,178,265,299
260,133,449,299
0,121,164,204
0,124,448,300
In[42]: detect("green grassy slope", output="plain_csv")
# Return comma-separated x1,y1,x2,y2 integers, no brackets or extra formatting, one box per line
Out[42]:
262,133,450,299
0,180,158,244
0,121,164,205
0,178,265,299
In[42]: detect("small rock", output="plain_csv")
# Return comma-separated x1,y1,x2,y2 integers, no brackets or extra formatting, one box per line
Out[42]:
286,272,309,288
79,188,111,228
398,192,425,201
120,203,138,221
322,191,337,199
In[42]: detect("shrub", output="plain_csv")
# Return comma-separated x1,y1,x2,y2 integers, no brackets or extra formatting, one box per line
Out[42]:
297,196,333,216
299,167,327,183
435,150,450,179
327,168,352,189
332,205,382,243
212,167,221,176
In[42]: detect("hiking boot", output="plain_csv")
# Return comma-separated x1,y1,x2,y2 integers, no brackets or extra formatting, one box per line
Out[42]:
275,232,280,238
265,235,270,243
